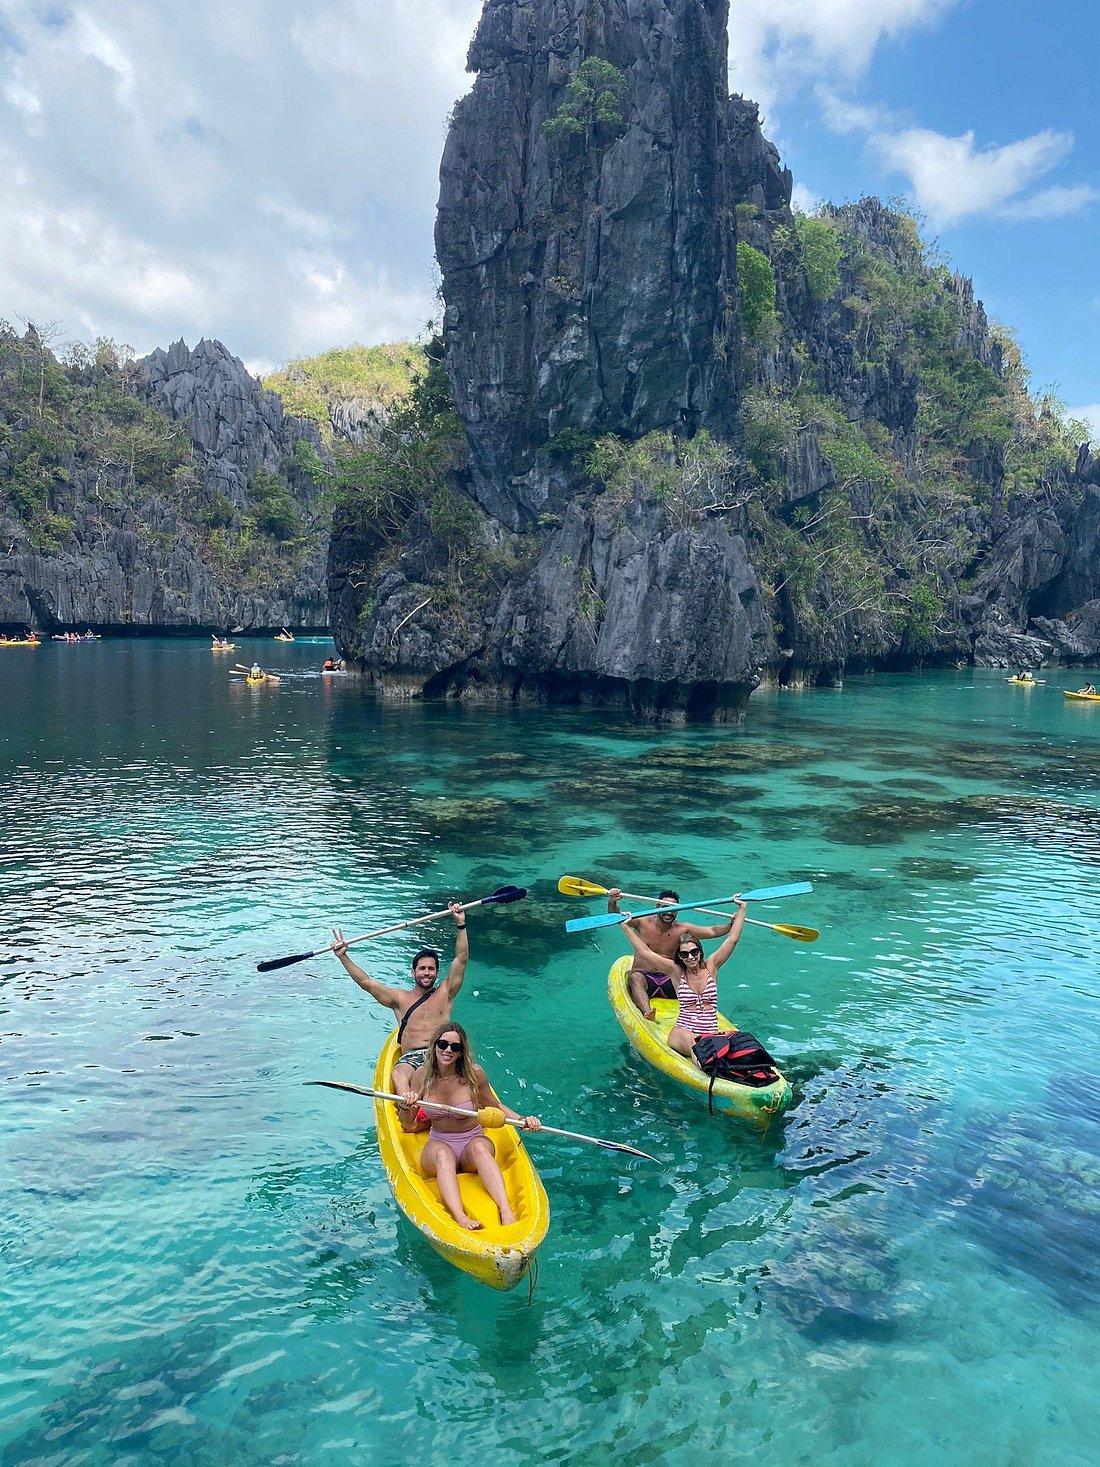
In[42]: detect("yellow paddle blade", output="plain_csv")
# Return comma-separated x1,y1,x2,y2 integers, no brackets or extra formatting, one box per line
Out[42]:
557,875,610,898
477,1106,507,1129
774,923,819,942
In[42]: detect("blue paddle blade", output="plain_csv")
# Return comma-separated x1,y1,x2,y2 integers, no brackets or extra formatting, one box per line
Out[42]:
736,881,813,902
564,881,813,934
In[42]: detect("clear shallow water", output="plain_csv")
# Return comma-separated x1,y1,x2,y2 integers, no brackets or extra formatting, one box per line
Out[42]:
2,643,1098,1466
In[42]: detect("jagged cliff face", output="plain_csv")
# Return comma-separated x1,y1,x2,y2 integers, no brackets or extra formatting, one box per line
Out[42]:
437,0,741,528
328,0,1100,711
0,337,329,631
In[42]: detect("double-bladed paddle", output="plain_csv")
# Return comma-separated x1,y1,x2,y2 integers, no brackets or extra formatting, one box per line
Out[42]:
557,875,818,942
306,1080,659,1162
231,663,280,684
563,881,813,935
257,884,527,972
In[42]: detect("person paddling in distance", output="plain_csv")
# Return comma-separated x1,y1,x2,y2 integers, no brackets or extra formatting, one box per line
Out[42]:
606,887,738,1021
331,902,468,1100
620,904,748,1064
400,1022,541,1231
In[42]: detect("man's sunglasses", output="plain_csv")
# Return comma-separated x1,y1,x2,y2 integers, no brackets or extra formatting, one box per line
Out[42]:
435,1039,463,1053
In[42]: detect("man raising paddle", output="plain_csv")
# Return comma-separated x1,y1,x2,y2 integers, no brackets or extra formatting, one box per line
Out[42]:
606,887,735,1021
331,902,468,1100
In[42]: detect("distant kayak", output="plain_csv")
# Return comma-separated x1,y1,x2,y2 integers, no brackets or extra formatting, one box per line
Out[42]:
0,638,39,647
211,643,236,652
1063,689,1100,702
274,633,294,642
1006,676,1042,685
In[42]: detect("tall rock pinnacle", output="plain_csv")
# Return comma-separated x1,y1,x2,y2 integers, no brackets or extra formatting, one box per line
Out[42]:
436,0,741,527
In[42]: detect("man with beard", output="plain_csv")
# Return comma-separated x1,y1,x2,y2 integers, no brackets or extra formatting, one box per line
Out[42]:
331,901,468,1098
606,888,735,1021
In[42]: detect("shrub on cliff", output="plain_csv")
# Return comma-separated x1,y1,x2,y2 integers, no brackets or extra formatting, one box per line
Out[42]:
736,242,778,339
542,58,629,147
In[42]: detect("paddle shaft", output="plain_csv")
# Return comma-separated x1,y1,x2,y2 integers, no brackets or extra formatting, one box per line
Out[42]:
615,889,811,939
565,882,813,934
307,1080,658,1161
256,885,525,972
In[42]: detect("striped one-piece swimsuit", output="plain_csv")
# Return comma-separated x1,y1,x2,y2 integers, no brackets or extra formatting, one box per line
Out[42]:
675,971,718,1036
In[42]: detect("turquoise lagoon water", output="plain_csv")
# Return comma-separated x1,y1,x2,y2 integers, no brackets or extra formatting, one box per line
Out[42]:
1,641,1098,1466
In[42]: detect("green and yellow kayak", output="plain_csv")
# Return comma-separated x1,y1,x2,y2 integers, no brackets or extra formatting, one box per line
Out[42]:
607,956,791,1124
372,1031,550,1291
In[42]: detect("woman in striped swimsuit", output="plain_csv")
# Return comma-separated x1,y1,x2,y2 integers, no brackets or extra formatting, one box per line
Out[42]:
622,902,748,1066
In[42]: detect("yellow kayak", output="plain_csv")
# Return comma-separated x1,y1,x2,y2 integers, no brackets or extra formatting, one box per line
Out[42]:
372,1032,550,1290
1006,676,1040,685
0,639,40,647
1063,690,1100,702
607,956,791,1124
274,634,294,642
211,643,236,652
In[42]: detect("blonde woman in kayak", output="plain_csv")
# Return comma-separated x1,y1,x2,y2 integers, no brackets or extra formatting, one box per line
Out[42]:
401,1021,541,1231
620,903,748,1065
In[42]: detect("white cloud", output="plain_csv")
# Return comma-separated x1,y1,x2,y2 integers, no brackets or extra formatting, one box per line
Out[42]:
820,93,1097,228
1001,184,1100,221
728,0,957,120
871,126,1075,226
1067,405,1100,443
790,182,822,214
0,0,480,362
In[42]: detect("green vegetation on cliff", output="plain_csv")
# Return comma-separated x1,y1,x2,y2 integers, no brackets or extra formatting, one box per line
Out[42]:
0,322,322,589
262,343,423,444
0,326,190,551
542,58,629,146
573,202,1086,668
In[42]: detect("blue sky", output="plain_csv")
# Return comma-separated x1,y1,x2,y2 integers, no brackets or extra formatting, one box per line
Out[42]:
0,0,1096,435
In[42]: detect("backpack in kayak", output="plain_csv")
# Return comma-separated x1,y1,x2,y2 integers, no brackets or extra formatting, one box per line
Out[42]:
692,1030,781,1113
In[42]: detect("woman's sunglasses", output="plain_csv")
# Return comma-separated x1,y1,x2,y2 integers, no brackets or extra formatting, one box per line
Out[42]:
435,1039,463,1053
679,947,702,960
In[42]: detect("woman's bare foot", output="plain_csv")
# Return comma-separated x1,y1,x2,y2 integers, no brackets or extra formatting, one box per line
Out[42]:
455,1214,482,1231
498,1208,516,1226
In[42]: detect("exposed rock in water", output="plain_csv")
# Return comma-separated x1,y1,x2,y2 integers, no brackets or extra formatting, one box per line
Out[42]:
328,0,1100,712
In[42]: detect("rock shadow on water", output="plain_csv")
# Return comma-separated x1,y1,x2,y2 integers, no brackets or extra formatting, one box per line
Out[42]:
764,1060,942,1342
823,796,967,846
1,1326,246,1467
897,856,981,882
951,1074,1100,1311
635,741,816,776
595,854,709,891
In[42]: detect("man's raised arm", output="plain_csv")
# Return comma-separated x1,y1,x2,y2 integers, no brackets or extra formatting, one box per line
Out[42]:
331,928,401,1010
444,901,469,996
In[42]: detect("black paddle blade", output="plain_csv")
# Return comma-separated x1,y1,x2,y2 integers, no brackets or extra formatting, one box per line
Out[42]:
305,1079,374,1097
483,884,527,904
257,950,315,972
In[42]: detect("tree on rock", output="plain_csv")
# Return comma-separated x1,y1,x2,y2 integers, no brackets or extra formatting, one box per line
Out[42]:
542,58,629,148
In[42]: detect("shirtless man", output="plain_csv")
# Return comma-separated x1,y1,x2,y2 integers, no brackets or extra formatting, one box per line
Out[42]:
330,901,468,1099
606,887,736,1020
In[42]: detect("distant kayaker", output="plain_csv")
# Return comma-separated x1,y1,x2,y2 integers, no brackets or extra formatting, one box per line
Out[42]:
620,905,748,1065
250,661,263,678
400,1022,541,1231
322,657,337,671
1079,683,1096,695
606,887,737,1021
331,901,469,1101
